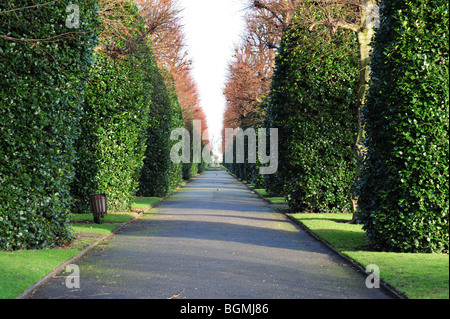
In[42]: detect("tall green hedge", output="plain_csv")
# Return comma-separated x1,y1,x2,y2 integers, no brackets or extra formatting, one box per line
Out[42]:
248,122,266,189
70,51,152,212
0,0,100,250
265,20,360,213
181,115,202,181
166,86,186,189
70,4,153,213
137,69,184,197
357,0,449,253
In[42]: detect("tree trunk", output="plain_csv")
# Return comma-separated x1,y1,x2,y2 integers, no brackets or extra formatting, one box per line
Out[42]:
350,0,377,223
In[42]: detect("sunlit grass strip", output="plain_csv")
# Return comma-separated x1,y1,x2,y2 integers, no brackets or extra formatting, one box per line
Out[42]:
253,188,287,205
291,213,449,299
0,249,79,299
0,197,162,299
133,197,161,210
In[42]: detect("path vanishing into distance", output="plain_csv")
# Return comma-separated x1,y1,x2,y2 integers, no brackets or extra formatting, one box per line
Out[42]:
27,170,392,299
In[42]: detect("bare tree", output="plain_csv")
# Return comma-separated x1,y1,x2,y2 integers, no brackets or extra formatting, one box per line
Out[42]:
223,0,298,131
256,0,379,220
95,0,183,59
0,0,92,43
224,43,272,129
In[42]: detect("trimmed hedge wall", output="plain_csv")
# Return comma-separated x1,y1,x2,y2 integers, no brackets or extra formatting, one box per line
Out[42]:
137,68,185,197
70,2,155,213
265,21,360,213
0,0,100,250
70,50,152,212
357,0,449,253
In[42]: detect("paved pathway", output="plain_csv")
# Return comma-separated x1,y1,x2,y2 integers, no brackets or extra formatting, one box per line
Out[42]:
28,170,392,299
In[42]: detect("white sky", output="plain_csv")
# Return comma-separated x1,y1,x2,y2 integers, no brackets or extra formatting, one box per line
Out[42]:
177,0,248,151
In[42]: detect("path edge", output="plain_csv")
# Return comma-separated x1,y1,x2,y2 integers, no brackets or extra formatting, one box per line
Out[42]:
230,170,407,300
16,175,202,300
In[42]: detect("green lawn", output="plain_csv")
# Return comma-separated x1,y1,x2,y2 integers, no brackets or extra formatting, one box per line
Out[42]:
71,212,138,224
133,196,161,210
0,197,161,299
0,248,80,299
291,213,449,299
235,179,448,299
253,188,287,205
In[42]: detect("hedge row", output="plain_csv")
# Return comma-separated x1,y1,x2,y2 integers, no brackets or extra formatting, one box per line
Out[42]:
181,112,209,181
225,1,448,253
70,50,152,212
137,69,185,197
226,24,360,213
70,3,157,213
223,121,267,190
265,25,360,213
357,0,449,253
0,0,100,250
0,1,190,250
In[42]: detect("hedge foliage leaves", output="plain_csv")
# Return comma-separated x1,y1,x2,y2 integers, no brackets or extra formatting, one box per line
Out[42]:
137,69,185,197
70,48,152,213
265,22,360,213
0,1,192,250
0,0,100,250
357,0,449,253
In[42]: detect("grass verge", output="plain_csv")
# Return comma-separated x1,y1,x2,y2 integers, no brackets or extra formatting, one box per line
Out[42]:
290,213,449,299
253,188,287,205
237,180,287,205
225,173,449,299
0,197,161,299
0,247,80,299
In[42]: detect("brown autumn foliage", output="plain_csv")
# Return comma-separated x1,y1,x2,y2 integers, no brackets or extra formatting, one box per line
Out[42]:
223,43,272,129
136,0,208,138
92,0,208,138
223,0,299,135
223,0,378,218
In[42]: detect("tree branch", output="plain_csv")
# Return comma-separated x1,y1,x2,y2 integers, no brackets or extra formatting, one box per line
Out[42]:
0,0,58,15
253,0,288,29
308,18,360,33
0,31,92,43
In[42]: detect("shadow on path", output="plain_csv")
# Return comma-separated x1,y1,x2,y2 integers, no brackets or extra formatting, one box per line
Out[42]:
27,170,393,299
